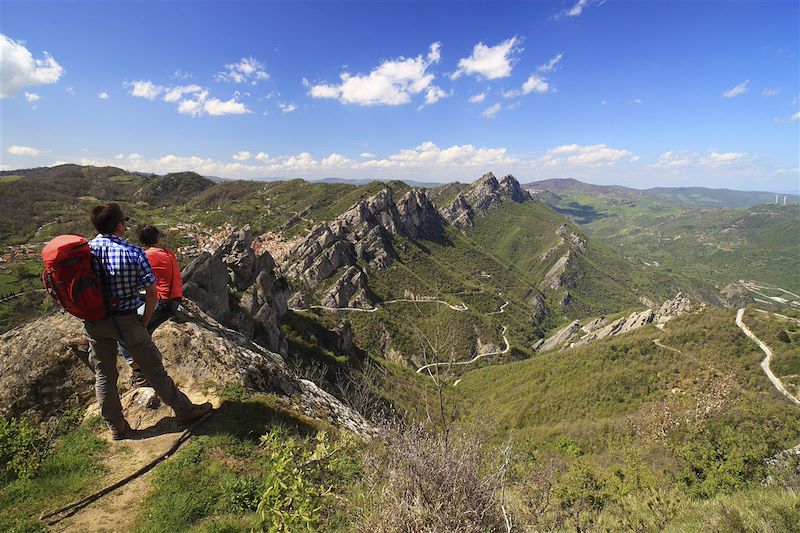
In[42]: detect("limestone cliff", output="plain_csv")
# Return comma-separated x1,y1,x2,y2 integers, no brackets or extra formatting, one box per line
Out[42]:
440,172,530,228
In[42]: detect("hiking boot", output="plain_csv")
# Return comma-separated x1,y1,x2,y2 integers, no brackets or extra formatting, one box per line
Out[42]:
129,368,150,389
111,421,135,441
176,402,213,423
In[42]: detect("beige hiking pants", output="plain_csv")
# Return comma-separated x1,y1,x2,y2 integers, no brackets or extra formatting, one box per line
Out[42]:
84,313,192,431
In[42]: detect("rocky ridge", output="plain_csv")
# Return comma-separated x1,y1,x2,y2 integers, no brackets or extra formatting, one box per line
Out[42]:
536,292,694,352
182,225,289,354
0,301,373,438
286,187,445,308
539,224,588,292
440,172,530,228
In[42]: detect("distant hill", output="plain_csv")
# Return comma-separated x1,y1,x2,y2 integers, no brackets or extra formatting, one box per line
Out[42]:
526,178,800,208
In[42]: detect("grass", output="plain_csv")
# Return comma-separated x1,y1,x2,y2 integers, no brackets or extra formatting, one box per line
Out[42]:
0,175,22,184
0,416,108,532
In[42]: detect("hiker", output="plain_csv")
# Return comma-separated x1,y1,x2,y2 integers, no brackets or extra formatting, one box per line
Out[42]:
119,224,184,388
85,203,211,439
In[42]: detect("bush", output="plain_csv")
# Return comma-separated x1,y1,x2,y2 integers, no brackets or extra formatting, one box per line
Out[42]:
0,416,44,484
356,423,508,533
257,428,357,532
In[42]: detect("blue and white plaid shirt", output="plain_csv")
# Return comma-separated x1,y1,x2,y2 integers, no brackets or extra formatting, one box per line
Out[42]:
89,234,157,311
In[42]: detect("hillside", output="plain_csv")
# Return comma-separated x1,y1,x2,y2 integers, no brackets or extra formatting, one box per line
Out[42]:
527,178,800,291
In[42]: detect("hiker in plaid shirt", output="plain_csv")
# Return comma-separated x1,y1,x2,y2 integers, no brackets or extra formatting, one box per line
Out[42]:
85,203,211,440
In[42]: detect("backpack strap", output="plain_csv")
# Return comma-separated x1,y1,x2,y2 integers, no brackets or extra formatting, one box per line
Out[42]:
94,249,126,344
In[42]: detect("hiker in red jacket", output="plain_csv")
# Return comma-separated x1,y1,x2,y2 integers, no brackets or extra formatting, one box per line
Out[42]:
86,203,210,440
120,224,184,388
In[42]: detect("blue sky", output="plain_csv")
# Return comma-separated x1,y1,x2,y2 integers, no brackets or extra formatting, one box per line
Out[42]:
1,0,798,191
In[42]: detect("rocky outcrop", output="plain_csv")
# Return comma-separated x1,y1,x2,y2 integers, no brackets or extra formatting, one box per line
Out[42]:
537,293,694,352
183,226,289,354
720,283,754,308
440,172,530,228
540,225,587,292
286,187,445,308
0,303,374,438
319,266,377,309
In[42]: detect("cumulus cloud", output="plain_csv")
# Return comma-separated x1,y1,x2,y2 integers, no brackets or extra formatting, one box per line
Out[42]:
7,145,43,156
163,84,203,103
628,98,642,105
774,111,800,123
233,151,252,161
0,34,64,98
451,37,522,80
360,152,375,158
503,74,550,98
723,79,750,98
306,43,444,106
98,91,109,100
24,91,39,102
423,85,451,106
762,87,781,97
278,101,297,114
469,91,487,104
204,96,249,116
698,151,749,167
651,151,693,169
537,144,634,166
481,103,502,119
215,57,269,84
537,53,563,73
255,152,272,163
652,149,750,169
321,153,355,167
129,80,163,100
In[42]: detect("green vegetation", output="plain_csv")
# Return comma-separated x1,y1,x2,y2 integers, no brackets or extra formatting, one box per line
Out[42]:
0,415,107,532
538,181,800,291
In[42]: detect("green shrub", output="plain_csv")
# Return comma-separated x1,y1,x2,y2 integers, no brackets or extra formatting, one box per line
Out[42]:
0,416,44,484
257,428,356,532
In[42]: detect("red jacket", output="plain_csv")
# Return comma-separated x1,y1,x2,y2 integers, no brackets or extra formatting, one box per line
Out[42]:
145,247,183,300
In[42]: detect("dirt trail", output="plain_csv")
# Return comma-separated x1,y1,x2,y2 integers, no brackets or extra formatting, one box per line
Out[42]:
51,391,217,531
652,338,682,354
291,297,469,314
416,326,510,373
736,308,800,406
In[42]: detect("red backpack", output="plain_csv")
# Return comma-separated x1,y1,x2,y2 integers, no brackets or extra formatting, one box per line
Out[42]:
41,235,107,320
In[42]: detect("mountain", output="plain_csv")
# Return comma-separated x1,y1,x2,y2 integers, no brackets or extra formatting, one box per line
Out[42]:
526,178,800,291
526,177,800,208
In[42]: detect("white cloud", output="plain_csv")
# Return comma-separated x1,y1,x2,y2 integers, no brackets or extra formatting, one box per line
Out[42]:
177,97,204,117
423,86,451,106
699,151,748,167
360,152,375,158
537,53,563,73
129,80,163,100
762,87,781,97
652,149,750,169
98,91,109,100
538,144,634,166
216,57,269,85
171,69,193,80
255,152,272,163
628,98,642,105
469,91,487,104
163,84,203,103
321,153,355,167
24,91,39,102
452,37,522,80
723,79,750,98
774,111,800,123
7,145,43,156
128,153,142,160
307,42,443,106
233,151,252,161
559,0,602,18
0,34,64,98
503,74,550,98
481,103,502,119
278,101,297,114
204,96,249,116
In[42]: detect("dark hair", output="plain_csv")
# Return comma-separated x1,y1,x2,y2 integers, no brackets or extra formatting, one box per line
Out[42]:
91,203,125,234
137,224,160,246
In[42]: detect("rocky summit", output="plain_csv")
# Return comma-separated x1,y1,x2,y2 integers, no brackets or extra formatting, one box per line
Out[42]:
440,172,530,228
182,225,289,354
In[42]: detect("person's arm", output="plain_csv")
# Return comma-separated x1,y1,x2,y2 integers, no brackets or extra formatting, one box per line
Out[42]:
141,284,157,327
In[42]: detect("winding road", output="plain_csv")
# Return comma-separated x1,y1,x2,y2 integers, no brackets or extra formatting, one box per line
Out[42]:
736,308,800,406
416,326,510,373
